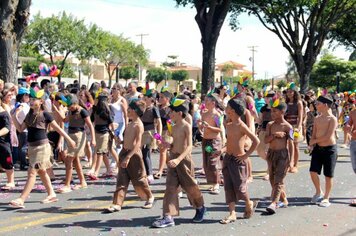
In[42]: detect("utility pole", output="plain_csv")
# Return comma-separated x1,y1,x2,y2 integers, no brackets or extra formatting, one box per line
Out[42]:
248,46,258,81
136,33,149,82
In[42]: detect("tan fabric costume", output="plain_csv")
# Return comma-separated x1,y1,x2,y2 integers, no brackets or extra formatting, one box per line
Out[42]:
266,148,290,202
28,143,52,170
112,148,152,206
222,154,248,203
163,152,204,216
202,138,221,184
67,132,86,156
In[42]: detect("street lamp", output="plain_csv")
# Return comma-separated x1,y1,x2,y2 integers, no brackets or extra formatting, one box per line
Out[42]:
336,71,340,93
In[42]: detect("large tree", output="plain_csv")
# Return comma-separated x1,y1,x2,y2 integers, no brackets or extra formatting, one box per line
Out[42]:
230,0,355,93
24,12,86,82
0,0,32,83
176,0,232,97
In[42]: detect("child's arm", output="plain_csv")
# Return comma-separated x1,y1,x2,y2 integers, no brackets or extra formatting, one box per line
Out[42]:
297,101,304,131
49,120,76,148
264,122,274,144
309,118,318,146
52,104,66,121
287,139,294,168
167,124,192,168
239,123,260,160
84,116,96,147
155,117,162,136
11,112,27,132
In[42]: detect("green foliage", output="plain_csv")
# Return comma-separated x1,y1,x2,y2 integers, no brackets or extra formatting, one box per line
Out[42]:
120,66,138,81
349,50,356,61
310,53,356,91
146,67,170,84
171,70,189,84
277,80,287,89
21,59,40,76
24,12,86,76
60,63,76,78
249,79,271,91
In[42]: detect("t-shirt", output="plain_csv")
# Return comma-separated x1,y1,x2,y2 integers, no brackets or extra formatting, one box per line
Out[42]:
92,106,114,134
260,105,272,129
141,106,160,131
25,111,54,144
0,111,11,145
68,108,89,133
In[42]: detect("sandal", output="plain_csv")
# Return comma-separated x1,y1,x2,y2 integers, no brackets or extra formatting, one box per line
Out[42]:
244,200,258,218
41,196,58,204
153,172,162,179
1,183,15,191
9,198,25,209
142,196,155,209
209,187,220,195
266,202,277,214
103,205,121,213
88,174,99,181
57,187,72,194
72,184,88,190
219,214,236,224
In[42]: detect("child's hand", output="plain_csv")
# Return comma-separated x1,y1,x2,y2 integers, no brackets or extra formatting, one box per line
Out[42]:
167,159,180,168
274,132,286,138
212,150,221,158
91,139,96,147
56,140,63,152
120,157,130,168
68,139,76,149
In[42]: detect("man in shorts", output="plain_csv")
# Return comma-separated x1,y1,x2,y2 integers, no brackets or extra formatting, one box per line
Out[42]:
309,95,338,207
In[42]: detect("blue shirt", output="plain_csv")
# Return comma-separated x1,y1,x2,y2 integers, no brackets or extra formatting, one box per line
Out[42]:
254,98,266,114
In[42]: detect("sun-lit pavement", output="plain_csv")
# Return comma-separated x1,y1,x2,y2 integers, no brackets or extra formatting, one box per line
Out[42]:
0,136,355,236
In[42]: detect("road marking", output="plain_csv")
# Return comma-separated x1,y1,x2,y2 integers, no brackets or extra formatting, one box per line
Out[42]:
1,155,349,233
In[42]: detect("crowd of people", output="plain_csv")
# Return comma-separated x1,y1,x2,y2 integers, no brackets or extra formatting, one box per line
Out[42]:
0,77,355,228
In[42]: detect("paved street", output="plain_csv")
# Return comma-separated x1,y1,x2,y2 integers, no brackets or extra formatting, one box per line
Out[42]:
0,137,355,236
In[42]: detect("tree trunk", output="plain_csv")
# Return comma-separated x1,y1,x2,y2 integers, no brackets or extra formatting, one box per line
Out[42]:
0,0,31,83
201,43,216,96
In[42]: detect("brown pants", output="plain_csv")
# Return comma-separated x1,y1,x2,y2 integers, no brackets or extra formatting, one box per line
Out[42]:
163,153,204,216
112,149,152,206
222,154,249,203
267,148,290,202
202,138,221,185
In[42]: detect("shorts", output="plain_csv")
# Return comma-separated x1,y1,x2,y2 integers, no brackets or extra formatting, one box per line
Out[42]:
0,143,13,170
350,140,356,174
310,144,337,177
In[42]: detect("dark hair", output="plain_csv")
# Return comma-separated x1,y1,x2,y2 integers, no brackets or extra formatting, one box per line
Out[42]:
286,90,301,103
89,82,100,99
40,79,50,89
30,82,39,88
95,95,111,120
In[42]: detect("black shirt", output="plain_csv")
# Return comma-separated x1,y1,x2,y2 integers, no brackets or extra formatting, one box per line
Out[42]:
68,109,89,133
0,111,11,145
26,111,54,143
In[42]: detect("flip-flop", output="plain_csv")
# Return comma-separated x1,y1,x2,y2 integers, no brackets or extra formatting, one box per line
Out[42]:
1,183,15,191
9,199,25,209
41,196,58,204
72,185,88,190
153,172,162,179
142,197,155,209
88,174,99,180
103,205,121,213
219,215,237,224
57,187,72,194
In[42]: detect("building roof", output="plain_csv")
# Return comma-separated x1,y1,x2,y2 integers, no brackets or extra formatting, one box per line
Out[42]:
216,61,246,70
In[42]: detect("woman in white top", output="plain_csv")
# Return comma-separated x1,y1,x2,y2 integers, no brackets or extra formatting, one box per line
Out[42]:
109,83,128,173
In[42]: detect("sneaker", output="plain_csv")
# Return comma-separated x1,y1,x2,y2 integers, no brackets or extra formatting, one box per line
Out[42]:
311,193,324,204
152,216,175,228
192,206,207,223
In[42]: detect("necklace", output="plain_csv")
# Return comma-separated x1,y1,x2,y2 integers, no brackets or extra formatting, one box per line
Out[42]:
28,109,41,127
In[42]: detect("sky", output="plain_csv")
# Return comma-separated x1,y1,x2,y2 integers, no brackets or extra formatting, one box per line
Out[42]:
30,0,351,79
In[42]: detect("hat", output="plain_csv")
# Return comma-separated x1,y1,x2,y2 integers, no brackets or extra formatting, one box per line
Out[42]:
270,96,287,111
169,97,188,114
29,87,45,99
160,86,172,99
266,90,276,98
317,95,333,105
238,77,249,87
227,99,245,116
18,87,30,95
287,82,297,91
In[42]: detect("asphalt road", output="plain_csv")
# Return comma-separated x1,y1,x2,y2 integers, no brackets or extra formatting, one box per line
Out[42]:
0,137,355,236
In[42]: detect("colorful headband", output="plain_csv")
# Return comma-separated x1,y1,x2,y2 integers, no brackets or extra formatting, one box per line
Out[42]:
29,87,45,99
161,86,170,93
238,77,249,87
95,87,103,99
287,82,296,90
170,97,185,107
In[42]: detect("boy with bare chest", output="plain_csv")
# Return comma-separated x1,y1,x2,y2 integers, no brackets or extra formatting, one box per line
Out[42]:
345,106,356,206
152,98,206,228
199,93,223,194
105,99,154,213
215,99,259,224
264,101,294,214
309,95,338,207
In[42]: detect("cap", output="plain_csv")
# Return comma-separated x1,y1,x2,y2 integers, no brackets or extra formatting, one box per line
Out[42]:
18,87,30,95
